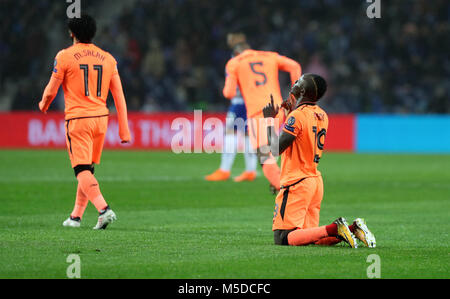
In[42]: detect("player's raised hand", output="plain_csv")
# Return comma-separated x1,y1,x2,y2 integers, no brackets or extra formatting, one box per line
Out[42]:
262,94,279,118
281,93,296,112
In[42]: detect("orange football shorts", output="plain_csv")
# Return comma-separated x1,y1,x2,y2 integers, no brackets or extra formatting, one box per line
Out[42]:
65,116,108,168
272,175,324,231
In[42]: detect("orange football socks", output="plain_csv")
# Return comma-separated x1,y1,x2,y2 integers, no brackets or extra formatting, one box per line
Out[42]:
287,223,338,246
76,170,108,212
314,237,342,246
70,184,88,219
287,226,329,246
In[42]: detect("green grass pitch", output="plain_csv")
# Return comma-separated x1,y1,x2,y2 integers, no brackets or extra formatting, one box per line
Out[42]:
0,150,448,279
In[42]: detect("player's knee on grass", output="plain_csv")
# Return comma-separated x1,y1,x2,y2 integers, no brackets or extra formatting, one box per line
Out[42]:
73,164,94,177
274,229,295,246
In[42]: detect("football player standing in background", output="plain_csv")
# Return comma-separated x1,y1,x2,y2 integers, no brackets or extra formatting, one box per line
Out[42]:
222,38,301,193
38,14,131,229
263,73,376,248
205,33,257,182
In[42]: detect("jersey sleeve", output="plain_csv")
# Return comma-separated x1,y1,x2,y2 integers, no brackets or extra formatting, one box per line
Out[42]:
109,73,131,142
282,111,302,137
276,54,301,85
222,59,238,99
51,50,67,81
110,54,119,77
39,76,62,113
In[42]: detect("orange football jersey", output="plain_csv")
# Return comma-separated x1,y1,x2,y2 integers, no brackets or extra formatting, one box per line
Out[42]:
280,103,329,187
223,49,301,119
51,43,118,120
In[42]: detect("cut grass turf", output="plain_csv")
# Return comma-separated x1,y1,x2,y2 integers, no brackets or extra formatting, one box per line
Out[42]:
0,150,449,278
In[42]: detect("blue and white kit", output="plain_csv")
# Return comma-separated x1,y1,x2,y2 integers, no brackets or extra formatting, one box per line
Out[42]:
226,88,247,132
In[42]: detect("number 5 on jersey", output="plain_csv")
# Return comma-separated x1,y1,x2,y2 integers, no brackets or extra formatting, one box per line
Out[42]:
249,61,267,86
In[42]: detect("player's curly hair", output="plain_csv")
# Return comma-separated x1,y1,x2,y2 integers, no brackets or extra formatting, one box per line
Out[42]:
68,14,96,43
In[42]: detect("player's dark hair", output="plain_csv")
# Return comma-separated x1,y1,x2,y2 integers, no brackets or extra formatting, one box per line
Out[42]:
309,74,327,101
292,73,327,102
68,14,96,43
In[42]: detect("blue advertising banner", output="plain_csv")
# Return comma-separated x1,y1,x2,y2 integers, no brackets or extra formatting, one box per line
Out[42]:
356,115,450,153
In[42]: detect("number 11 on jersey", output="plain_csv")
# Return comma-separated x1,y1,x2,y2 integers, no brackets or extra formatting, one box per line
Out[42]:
79,64,103,97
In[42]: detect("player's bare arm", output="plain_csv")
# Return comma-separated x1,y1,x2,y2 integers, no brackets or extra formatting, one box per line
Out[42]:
263,95,295,156
267,126,295,157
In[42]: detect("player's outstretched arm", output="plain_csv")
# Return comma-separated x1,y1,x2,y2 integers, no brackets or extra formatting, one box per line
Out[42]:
223,74,238,99
38,77,62,113
277,55,301,85
222,61,238,99
110,74,131,143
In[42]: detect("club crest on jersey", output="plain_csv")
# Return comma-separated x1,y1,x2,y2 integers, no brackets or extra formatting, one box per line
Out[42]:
53,60,58,73
284,116,296,133
287,116,296,126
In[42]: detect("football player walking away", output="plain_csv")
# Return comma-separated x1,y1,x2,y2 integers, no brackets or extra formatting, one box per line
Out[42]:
205,33,258,182
262,73,376,248
221,36,301,193
38,15,130,229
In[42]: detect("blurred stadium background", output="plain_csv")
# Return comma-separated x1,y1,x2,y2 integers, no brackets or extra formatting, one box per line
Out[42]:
1,0,448,113
0,0,449,153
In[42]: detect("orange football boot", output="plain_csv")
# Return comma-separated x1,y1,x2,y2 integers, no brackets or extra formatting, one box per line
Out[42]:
204,169,230,181
233,171,256,182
